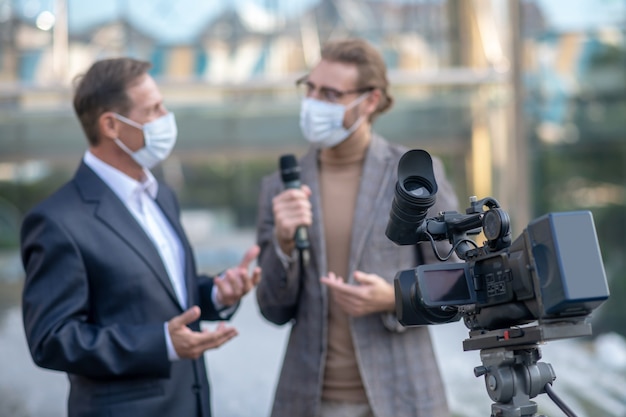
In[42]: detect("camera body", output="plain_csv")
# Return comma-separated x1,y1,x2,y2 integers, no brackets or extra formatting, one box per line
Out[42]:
387,150,610,334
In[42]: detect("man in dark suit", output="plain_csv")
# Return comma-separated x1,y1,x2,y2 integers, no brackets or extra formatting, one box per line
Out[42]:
255,38,459,417
20,57,261,417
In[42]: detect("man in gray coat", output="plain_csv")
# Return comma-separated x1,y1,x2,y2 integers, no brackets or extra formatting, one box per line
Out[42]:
256,38,460,417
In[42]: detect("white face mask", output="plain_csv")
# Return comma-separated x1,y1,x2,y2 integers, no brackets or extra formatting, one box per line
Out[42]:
299,93,369,148
113,112,178,169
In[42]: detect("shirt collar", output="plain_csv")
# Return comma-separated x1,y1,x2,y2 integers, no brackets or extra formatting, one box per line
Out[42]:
83,151,159,202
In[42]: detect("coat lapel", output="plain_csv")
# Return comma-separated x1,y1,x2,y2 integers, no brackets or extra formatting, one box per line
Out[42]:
347,134,394,281
74,162,181,309
300,149,327,278
154,187,196,310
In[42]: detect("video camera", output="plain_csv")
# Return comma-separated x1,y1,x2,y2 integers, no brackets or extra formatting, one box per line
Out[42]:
386,149,610,350
386,149,612,416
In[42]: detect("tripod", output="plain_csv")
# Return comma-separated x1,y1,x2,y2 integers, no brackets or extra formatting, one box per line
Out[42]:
462,322,591,417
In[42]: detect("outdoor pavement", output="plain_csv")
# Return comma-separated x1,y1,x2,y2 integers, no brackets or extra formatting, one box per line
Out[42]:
2,281,625,417
1,292,487,417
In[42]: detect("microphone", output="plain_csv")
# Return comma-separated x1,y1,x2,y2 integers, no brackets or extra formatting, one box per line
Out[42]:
279,154,310,253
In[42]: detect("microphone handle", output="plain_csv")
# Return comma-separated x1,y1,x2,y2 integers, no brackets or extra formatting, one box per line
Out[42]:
282,179,310,252
295,227,310,251
283,179,301,189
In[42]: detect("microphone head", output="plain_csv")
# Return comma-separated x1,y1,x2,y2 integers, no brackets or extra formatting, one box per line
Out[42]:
279,154,300,183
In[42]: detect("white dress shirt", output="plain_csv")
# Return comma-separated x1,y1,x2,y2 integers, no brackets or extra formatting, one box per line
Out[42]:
84,151,188,360
84,151,187,306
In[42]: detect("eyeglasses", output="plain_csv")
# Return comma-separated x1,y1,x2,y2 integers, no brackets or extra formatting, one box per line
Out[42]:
296,76,374,103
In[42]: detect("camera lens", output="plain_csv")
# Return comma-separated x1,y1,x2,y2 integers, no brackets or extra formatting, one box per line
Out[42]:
404,179,431,197
397,176,436,215
386,176,436,245
385,150,439,245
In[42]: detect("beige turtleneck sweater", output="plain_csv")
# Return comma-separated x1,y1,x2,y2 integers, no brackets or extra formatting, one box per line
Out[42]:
319,136,369,403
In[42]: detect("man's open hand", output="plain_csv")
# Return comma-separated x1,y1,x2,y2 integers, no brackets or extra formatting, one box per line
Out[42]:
168,306,238,359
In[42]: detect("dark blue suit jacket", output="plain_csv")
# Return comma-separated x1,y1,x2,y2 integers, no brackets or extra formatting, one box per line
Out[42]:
21,161,227,417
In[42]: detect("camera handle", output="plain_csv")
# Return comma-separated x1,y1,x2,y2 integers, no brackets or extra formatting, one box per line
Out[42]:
473,346,558,417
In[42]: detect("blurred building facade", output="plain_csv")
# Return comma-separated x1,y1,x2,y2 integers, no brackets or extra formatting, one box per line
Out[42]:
0,0,625,333
0,0,518,225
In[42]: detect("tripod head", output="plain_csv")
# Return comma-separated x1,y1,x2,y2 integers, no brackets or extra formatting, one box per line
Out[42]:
464,321,591,417
474,346,554,417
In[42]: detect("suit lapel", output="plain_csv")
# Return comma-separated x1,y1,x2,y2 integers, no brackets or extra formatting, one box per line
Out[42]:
154,187,196,309
74,162,181,308
347,135,394,280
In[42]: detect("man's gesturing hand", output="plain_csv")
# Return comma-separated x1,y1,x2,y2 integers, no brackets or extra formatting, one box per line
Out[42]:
320,270,395,317
215,244,262,307
168,306,238,359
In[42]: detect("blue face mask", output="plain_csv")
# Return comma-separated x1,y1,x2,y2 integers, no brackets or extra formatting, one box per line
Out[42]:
113,112,178,169
299,93,369,149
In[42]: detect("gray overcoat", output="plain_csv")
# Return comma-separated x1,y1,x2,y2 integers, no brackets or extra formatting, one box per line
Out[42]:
256,134,460,417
